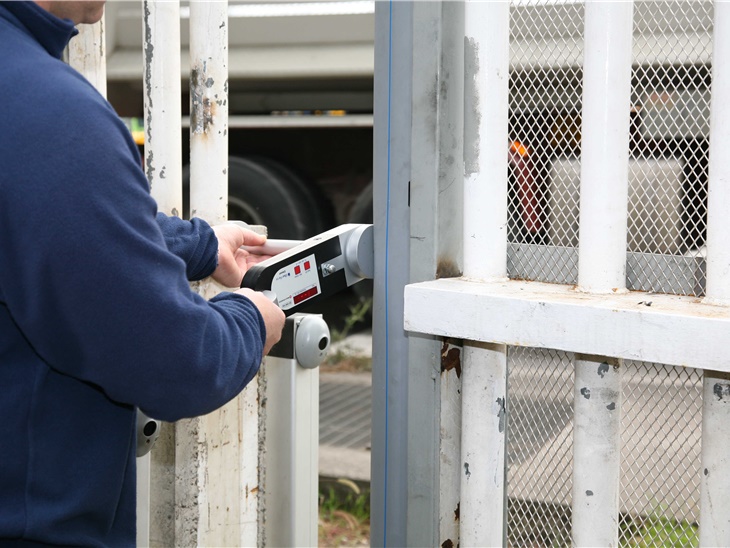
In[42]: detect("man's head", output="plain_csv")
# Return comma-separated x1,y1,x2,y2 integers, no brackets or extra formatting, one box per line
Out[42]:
34,1,106,25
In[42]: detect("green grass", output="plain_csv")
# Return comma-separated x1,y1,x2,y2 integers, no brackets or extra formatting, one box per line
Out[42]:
622,509,698,548
319,479,370,546
329,298,372,344
319,479,370,521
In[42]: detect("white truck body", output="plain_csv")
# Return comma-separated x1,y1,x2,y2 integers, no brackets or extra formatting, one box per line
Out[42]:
103,0,713,254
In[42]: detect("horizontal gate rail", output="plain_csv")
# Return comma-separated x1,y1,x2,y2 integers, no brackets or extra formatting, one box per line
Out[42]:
405,278,730,373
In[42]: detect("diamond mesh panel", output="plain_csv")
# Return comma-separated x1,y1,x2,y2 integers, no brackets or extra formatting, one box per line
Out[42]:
507,1,712,296
507,347,574,547
506,350,703,547
617,363,702,547
501,3,709,545
628,1,712,296
508,1,584,284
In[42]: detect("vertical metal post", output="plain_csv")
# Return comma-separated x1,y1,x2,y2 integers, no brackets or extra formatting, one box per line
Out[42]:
460,1,510,546
573,2,633,546
699,372,730,547
700,3,730,545
572,354,623,546
371,1,412,545
176,3,243,546
462,0,509,281
264,321,320,548
188,0,228,226
705,0,730,307
293,363,318,546
408,2,465,546
66,17,107,97
143,0,182,216
136,452,152,547
142,3,182,545
578,1,633,295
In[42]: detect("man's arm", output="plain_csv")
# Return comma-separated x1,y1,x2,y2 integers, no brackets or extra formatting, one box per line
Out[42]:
155,213,218,281
0,70,284,421
155,214,274,287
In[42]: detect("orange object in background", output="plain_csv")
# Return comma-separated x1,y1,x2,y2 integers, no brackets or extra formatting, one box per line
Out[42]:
508,140,541,235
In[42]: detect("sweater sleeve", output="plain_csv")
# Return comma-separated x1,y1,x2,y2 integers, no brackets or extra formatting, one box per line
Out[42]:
0,65,265,422
155,214,218,281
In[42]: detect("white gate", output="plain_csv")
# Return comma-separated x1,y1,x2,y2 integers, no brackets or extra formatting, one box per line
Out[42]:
380,0,730,546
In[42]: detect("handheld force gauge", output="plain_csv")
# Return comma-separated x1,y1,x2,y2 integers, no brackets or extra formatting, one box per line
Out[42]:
136,225,373,458
241,224,374,316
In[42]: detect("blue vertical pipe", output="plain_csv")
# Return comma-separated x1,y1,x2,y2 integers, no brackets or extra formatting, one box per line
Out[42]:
370,1,412,545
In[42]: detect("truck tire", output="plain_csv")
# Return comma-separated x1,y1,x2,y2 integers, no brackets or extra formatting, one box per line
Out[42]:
183,156,331,239
248,156,334,237
347,181,373,300
348,180,373,225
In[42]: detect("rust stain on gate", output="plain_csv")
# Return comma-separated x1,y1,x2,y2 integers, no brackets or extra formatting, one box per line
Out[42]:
441,340,461,378
190,65,216,136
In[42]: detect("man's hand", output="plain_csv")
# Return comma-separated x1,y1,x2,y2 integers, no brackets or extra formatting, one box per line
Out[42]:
211,224,272,287
236,288,286,355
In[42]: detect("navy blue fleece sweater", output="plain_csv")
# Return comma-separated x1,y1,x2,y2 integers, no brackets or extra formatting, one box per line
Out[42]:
0,2,266,545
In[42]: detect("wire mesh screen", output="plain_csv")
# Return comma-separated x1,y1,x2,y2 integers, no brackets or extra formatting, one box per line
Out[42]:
507,1,712,296
508,0,584,285
506,348,703,548
628,1,712,296
507,347,574,548
500,2,710,546
617,362,702,547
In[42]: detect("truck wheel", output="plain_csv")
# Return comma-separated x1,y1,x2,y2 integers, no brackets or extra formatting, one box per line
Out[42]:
347,181,373,300
183,156,329,239
248,156,334,237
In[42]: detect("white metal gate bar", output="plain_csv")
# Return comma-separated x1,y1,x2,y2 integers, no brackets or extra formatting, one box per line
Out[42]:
705,0,730,307
143,0,182,217
141,3,182,545
572,353,622,547
572,3,632,546
176,2,258,546
463,2,509,281
189,0,228,226
700,2,730,545
404,279,730,372
264,353,319,547
461,1,510,546
67,18,106,97
577,0,632,296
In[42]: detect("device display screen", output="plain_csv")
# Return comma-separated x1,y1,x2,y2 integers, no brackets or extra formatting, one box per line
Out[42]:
293,286,319,304
270,253,322,310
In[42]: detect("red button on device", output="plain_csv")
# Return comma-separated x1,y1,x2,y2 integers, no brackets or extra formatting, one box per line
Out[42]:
294,265,301,275
304,261,311,271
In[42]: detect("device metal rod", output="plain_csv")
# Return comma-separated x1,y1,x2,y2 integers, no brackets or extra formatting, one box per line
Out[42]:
240,239,302,256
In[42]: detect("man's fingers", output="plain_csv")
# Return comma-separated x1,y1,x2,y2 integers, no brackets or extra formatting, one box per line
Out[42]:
245,253,273,266
239,228,266,247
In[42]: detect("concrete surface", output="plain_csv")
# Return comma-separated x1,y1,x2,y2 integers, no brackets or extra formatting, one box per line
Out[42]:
319,334,373,482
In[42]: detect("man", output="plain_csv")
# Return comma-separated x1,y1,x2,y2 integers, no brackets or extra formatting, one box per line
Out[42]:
0,1,286,545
